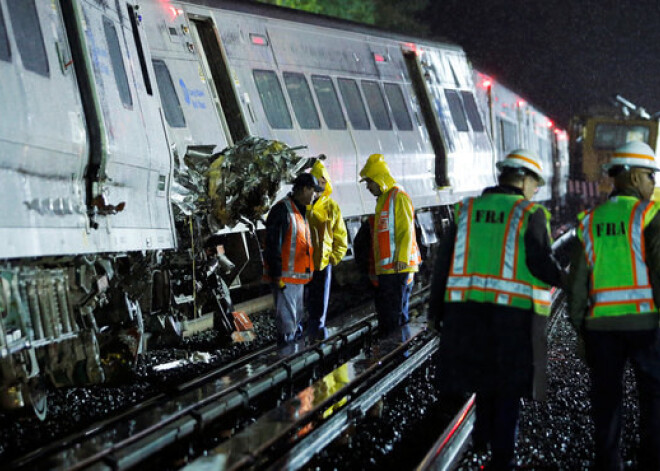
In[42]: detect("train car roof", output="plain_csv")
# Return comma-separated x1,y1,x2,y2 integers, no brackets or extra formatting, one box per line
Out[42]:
180,0,461,51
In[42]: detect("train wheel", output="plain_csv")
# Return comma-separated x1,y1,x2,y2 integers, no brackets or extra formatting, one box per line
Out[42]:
26,379,48,421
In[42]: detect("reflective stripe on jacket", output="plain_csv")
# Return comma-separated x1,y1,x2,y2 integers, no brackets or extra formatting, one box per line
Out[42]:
264,197,314,284
373,186,421,275
445,194,552,315
578,196,659,318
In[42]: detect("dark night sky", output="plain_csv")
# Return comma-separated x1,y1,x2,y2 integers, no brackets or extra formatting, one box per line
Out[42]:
424,1,660,128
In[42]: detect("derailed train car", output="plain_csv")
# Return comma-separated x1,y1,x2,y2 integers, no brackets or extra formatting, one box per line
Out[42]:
473,70,570,217
0,0,568,418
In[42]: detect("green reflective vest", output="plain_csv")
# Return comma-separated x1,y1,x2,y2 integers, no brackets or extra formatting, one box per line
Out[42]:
445,193,552,315
578,196,659,318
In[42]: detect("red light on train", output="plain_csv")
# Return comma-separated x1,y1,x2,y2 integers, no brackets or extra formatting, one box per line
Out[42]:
481,79,492,89
374,53,386,62
169,6,183,18
517,99,526,107
250,34,268,46
546,119,554,128
402,42,422,56
158,1,183,20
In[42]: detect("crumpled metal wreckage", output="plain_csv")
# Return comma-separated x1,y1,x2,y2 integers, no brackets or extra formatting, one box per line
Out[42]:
171,136,310,227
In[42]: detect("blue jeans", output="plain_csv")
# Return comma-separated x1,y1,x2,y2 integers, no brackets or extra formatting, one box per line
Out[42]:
271,283,304,344
585,329,660,471
305,265,331,340
375,273,413,336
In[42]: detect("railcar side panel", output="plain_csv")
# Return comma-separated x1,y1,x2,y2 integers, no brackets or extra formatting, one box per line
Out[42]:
0,0,91,259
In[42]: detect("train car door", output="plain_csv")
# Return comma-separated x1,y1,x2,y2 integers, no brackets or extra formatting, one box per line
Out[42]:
188,17,248,146
61,0,175,252
0,0,88,259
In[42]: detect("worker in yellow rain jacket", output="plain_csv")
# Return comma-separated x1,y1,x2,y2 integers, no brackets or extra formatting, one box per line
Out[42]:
429,149,564,470
359,153,421,336
567,141,660,470
306,159,348,340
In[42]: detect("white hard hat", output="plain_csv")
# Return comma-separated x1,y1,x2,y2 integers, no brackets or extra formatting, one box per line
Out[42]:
602,141,660,172
496,148,545,186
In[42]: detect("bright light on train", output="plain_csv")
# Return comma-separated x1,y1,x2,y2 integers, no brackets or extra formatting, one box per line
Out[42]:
250,34,268,46
481,79,492,89
159,0,183,20
546,119,554,128
517,99,526,107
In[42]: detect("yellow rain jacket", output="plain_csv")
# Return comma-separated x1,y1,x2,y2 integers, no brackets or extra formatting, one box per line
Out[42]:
308,160,348,271
359,154,421,276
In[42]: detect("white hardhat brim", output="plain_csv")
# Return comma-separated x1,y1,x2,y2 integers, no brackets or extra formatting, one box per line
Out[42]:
496,159,546,186
602,157,660,172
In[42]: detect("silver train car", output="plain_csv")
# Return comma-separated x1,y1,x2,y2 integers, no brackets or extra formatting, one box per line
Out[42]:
0,0,568,418
473,70,570,211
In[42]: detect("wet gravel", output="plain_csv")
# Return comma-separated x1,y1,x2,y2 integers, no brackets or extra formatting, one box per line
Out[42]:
458,312,641,470
305,354,463,471
305,312,642,470
0,314,276,463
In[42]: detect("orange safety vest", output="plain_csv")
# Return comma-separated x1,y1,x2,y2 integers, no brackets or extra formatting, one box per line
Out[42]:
374,187,422,273
264,197,314,284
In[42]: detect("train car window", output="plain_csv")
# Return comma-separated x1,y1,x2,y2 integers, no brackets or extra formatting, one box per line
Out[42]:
460,91,484,132
311,75,346,130
384,83,413,131
152,60,186,128
0,4,10,62
337,78,370,130
127,4,152,96
253,69,293,129
103,17,133,107
593,123,650,150
498,118,518,154
361,81,392,131
444,89,468,132
6,0,48,76
283,72,321,130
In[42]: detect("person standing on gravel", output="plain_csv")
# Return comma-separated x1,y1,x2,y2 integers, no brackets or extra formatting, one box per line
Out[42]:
305,159,348,341
264,173,323,345
430,149,564,470
567,141,660,471
359,153,421,337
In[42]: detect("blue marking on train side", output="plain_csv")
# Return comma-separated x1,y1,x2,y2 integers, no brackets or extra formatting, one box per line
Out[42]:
179,79,207,109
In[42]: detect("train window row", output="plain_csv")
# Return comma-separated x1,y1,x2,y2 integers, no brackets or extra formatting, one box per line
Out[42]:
153,59,186,128
499,118,518,153
4,0,48,76
283,72,321,129
103,17,132,108
311,76,346,130
253,68,414,132
444,89,484,133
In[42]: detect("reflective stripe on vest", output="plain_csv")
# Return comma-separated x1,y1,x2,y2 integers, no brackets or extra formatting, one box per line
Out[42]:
375,187,421,270
447,196,551,314
581,199,655,315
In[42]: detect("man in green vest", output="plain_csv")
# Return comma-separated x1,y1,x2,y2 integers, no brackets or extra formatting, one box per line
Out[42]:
429,148,564,470
567,141,660,471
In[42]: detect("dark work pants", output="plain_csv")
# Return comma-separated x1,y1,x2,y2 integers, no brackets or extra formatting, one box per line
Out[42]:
375,273,413,336
473,394,520,470
585,329,660,471
304,265,331,340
